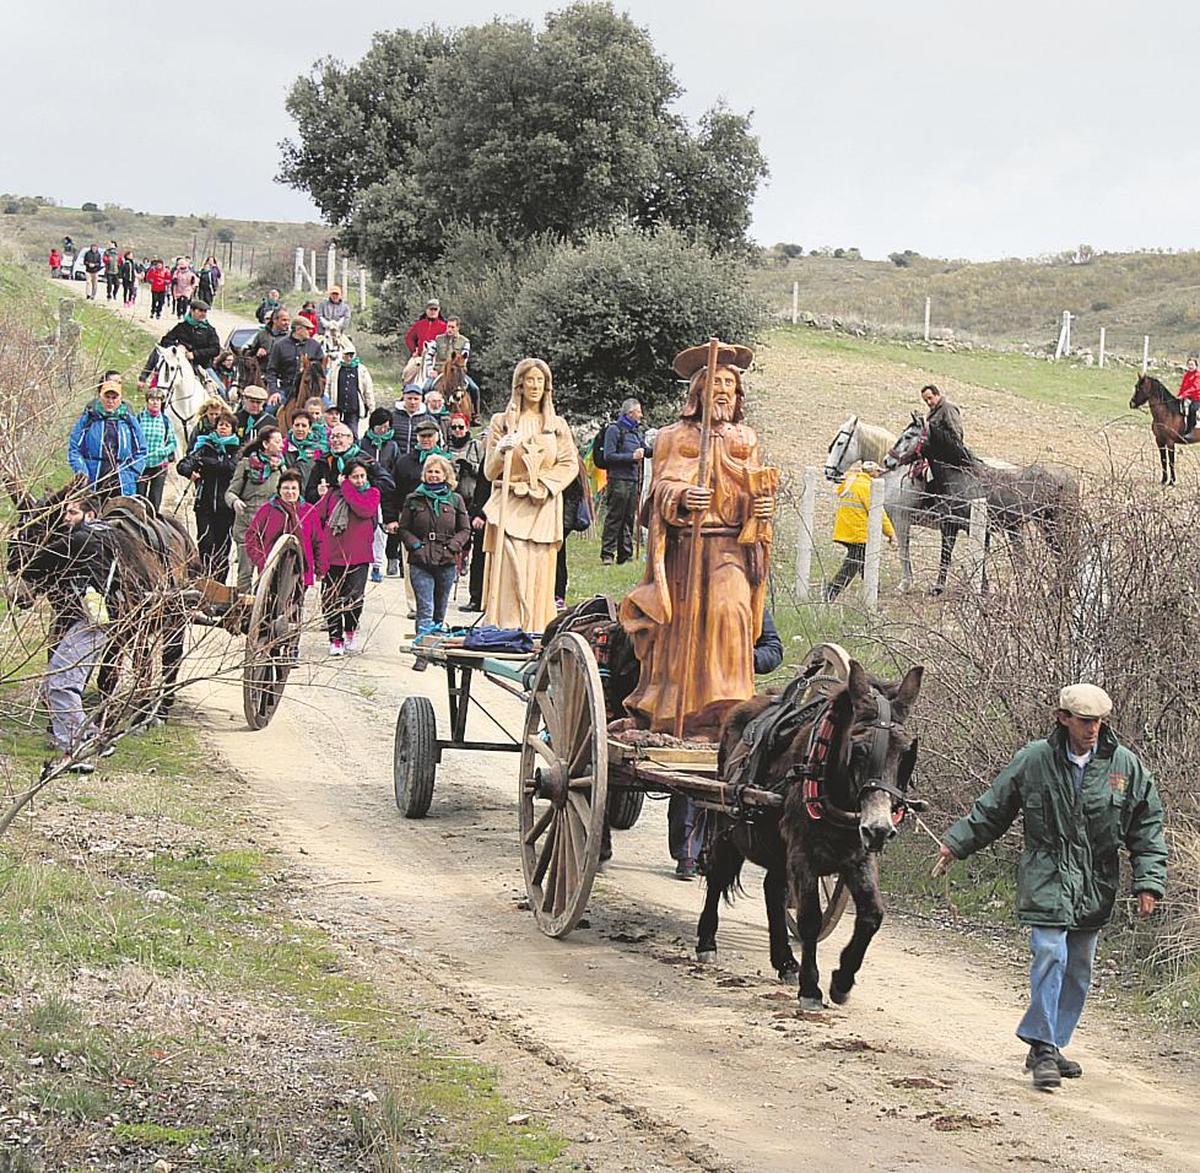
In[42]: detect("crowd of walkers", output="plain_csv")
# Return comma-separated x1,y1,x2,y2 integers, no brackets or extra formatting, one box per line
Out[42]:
57,238,222,318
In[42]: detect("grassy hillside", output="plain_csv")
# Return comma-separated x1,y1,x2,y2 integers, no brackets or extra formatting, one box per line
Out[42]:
753,252,1200,361
1,197,329,292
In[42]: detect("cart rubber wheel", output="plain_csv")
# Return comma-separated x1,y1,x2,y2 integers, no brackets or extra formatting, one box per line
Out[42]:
242,534,305,730
519,632,608,938
394,696,437,818
786,875,851,943
605,786,644,831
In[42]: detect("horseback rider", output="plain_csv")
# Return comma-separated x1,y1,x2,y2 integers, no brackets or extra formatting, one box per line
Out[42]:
265,318,324,411
139,299,222,393
405,298,448,373
918,384,972,492
423,316,479,398
1179,357,1200,436
318,285,352,336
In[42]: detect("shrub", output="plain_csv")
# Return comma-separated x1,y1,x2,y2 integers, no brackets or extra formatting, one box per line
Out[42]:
1091,300,1112,312
160,215,176,227
81,202,99,212
889,250,920,267
2,202,18,215
488,225,762,420
216,227,235,244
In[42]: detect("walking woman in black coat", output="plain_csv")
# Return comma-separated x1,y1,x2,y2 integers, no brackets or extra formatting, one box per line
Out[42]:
176,408,240,582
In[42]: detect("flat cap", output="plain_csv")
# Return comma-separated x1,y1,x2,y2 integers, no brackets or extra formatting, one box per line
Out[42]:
190,298,211,312
415,419,443,435
241,384,268,401
1058,683,1112,719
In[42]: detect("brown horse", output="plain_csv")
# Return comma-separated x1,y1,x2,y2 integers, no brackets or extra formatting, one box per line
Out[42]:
279,355,326,433
433,351,475,421
1130,374,1194,486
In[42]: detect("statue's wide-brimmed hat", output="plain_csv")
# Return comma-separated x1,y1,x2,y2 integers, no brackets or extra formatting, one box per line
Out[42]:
672,342,754,380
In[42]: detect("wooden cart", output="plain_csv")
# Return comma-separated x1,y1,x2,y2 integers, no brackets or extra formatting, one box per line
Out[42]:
394,631,850,941
186,534,307,730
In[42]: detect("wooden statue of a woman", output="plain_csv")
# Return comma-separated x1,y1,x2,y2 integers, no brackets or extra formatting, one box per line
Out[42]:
481,358,578,632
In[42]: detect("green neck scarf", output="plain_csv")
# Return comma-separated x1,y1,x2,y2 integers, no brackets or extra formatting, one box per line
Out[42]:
183,314,206,328
288,431,321,459
418,444,449,463
96,401,127,420
342,356,360,368
370,428,394,444
333,443,362,473
415,481,453,513
201,431,240,451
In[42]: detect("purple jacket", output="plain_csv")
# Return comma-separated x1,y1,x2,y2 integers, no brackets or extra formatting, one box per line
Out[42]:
315,479,380,573
245,497,322,587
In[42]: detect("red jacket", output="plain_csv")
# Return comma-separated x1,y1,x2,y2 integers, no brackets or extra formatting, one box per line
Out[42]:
1179,370,1200,402
49,250,62,268
245,497,322,587
404,315,447,356
315,478,380,571
298,309,319,334
146,264,171,293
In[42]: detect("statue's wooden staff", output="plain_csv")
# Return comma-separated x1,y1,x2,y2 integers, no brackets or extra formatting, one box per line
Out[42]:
487,443,515,620
673,336,720,740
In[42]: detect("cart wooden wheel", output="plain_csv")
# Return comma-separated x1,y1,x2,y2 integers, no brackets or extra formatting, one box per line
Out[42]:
242,534,305,730
519,632,608,938
786,875,851,943
605,786,645,831
394,696,438,818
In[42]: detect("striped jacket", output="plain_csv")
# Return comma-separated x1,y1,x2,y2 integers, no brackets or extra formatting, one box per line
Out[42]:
137,409,177,469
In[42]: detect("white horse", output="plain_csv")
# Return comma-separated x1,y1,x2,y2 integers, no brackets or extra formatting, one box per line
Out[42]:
151,344,216,450
319,324,352,363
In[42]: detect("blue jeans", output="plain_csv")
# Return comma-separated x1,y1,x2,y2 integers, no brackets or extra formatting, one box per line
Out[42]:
1016,926,1100,1049
668,795,705,864
410,563,456,633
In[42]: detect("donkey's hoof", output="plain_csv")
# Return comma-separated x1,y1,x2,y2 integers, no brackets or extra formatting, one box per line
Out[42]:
696,948,717,964
829,984,852,1005
777,964,800,987
799,996,825,1012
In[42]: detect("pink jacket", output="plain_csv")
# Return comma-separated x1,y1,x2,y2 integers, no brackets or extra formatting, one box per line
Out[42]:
245,497,322,587
315,479,380,573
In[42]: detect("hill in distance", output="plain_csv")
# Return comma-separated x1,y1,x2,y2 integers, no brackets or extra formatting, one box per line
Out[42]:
0,195,330,291
752,251,1200,361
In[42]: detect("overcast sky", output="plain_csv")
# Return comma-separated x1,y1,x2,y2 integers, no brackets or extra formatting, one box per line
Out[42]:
4,1,1197,260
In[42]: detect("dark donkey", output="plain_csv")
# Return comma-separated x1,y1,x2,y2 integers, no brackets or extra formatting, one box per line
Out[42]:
1130,373,1194,486
699,657,923,1009
885,415,1077,594
5,475,200,725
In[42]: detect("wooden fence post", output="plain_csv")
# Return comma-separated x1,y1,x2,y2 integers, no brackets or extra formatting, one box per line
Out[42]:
791,281,799,325
923,296,931,342
293,247,305,291
794,466,818,600
862,476,885,609
1142,336,1150,372
1099,327,1106,368
358,267,368,310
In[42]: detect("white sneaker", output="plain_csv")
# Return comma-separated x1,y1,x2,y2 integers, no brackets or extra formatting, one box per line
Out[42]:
344,631,359,653
328,639,344,657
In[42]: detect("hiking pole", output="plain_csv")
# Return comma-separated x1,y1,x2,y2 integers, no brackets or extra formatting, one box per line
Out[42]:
634,458,644,562
487,445,515,622
673,337,720,740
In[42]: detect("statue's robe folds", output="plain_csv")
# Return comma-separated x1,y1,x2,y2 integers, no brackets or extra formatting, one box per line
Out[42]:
619,419,768,736
481,409,578,632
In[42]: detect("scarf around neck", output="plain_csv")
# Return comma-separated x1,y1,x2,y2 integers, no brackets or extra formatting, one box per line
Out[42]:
289,431,322,460
249,452,282,484
415,481,454,514
617,413,641,431
370,428,394,444
418,444,449,463
199,432,240,451
333,443,362,474
183,313,206,328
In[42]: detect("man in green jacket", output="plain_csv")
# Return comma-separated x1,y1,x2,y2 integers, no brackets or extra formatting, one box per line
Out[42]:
934,683,1166,1090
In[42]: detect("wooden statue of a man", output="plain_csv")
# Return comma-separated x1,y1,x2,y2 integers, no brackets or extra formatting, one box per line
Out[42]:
619,343,777,739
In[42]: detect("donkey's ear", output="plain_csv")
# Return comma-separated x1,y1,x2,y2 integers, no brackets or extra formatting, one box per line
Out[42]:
892,665,924,719
847,659,873,705
911,410,923,424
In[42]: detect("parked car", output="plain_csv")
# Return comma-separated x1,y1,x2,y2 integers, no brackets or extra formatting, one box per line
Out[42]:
225,325,260,353
57,251,87,280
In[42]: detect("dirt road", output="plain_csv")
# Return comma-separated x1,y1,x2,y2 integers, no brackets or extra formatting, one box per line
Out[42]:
175,584,1197,1172
69,281,1197,1169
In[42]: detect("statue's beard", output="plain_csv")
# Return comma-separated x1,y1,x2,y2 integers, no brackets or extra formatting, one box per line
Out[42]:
712,397,736,423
